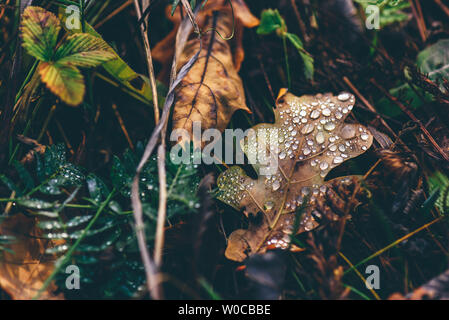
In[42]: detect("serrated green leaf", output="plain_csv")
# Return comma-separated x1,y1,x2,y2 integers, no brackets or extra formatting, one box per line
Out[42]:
428,171,449,214
38,61,85,106
54,33,115,67
58,8,155,105
21,6,61,61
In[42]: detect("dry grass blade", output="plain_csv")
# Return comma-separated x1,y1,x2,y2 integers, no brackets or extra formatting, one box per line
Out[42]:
130,2,201,299
133,0,159,124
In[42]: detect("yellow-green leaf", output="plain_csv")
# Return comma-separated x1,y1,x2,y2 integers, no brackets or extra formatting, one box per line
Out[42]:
38,62,85,106
54,33,116,67
58,9,154,105
21,6,61,61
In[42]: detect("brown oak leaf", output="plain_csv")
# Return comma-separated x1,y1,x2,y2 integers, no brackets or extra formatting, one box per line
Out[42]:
217,90,373,261
153,0,259,143
0,214,63,299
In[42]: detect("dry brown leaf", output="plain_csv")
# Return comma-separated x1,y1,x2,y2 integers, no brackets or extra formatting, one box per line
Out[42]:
0,214,63,299
153,0,259,141
217,90,373,261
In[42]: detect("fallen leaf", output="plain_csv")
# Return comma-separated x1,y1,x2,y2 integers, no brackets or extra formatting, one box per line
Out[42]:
153,0,259,142
389,268,449,300
217,90,373,261
0,214,63,299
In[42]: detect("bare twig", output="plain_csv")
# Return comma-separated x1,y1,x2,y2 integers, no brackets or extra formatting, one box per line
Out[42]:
133,0,160,124
112,103,134,150
154,143,167,268
343,76,399,139
433,0,449,19
94,0,133,29
290,0,309,43
371,79,449,161
131,2,201,299
409,0,427,42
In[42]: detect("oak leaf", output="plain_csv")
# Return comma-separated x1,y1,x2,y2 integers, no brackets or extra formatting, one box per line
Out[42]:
153,0,259,142
217,90,373,261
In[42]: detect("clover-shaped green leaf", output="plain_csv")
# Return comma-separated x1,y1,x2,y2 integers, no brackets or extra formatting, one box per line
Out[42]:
21,6,115,106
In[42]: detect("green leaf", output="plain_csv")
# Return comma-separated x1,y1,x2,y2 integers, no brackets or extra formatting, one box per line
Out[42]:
428,171,449,214
171,0,181,15
58,9,155,105
417,39,449,88
376,83,427,117
54,33,116,67
286,32,314,80
0,174,22,196
256,9,285,35
21,6,61,61
38,61,85,106
13,161,35,192
86,174,110,204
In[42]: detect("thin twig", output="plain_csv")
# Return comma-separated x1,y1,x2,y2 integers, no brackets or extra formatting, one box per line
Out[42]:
94,0,133,29
290,0,309,43
409,0,426,42
112,103,134,150
433,0,449,19
131,2,201,299
343,76,399,139
371,79,449,161
154,143,167,268
133,0,160,124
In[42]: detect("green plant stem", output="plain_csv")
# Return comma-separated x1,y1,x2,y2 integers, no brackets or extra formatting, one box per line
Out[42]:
282,35,291,89
15,60,39,104
344,216,444,275
33,189,115,299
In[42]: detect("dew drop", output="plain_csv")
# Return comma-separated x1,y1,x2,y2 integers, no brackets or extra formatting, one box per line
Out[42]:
316,132,325,144
320,161,329,170
301,123,314,135
338,92,351,101
322,108,331,117
361,133,370,141
324,122,336,131
310,110,320,119
333,156,343,164
341,125,356,139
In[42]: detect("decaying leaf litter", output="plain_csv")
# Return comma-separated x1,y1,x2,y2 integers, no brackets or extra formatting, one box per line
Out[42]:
1,0,449,300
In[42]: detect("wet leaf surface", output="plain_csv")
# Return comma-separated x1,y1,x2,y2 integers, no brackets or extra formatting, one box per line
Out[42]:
217,90,373,261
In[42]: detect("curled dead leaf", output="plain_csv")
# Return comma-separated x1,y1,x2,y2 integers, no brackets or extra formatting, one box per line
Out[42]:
217,90,373,261
0,214,63,299
153,0,259,143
